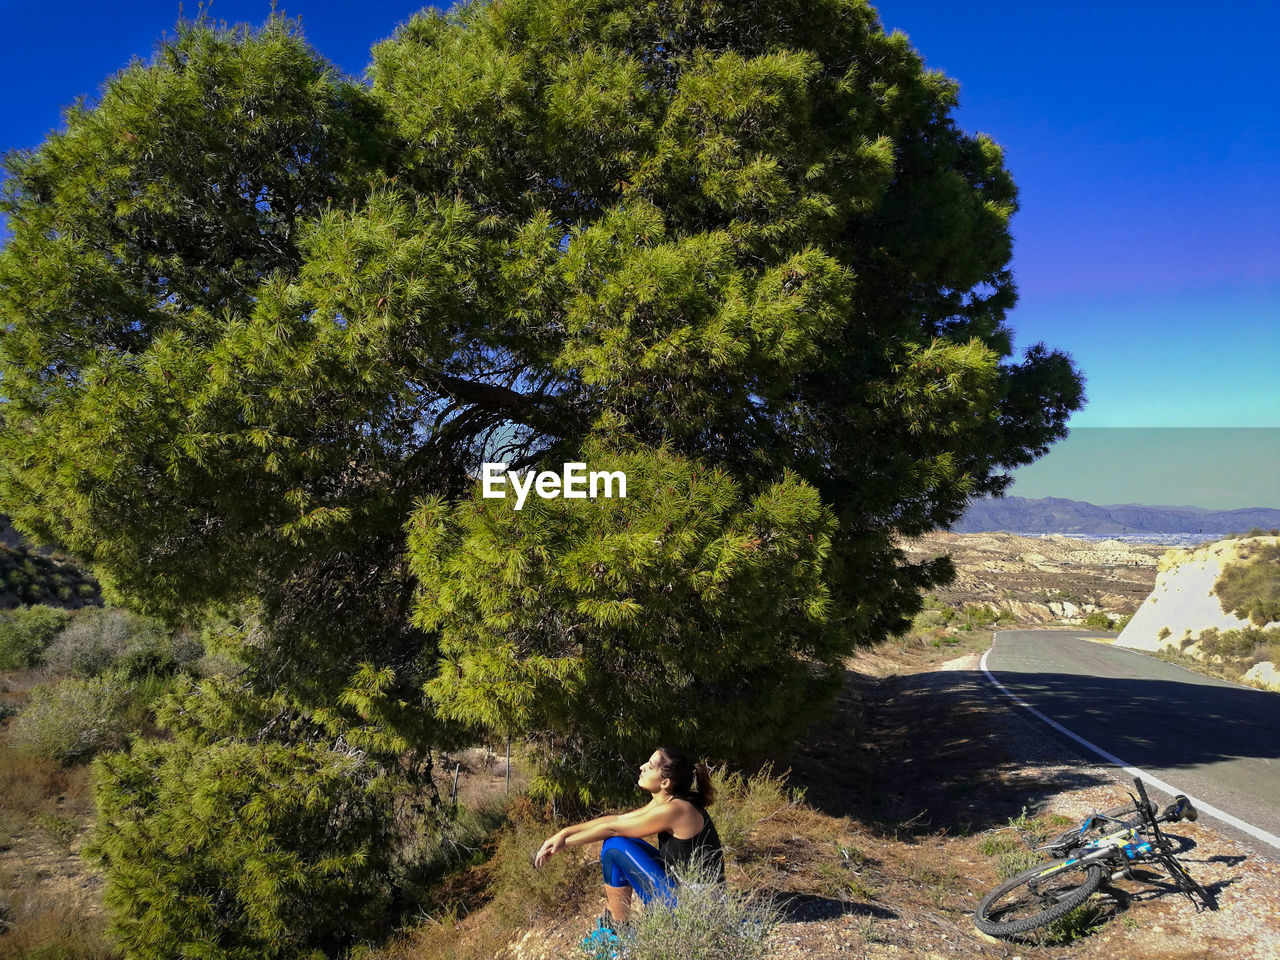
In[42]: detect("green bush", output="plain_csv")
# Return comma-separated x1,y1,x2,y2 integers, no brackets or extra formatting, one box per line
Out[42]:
1084,611,1114,631
87,739,402,960
1196,626,1278,661
42,607,169,676
116,649,179,681
0,604,72,669
1214,543,1280,626
9,673,135,763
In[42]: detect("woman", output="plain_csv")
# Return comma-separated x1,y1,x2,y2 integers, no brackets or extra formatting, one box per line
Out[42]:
534,746,725,930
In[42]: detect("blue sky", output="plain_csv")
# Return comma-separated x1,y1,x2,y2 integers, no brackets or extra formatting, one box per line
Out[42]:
1,0,1277,506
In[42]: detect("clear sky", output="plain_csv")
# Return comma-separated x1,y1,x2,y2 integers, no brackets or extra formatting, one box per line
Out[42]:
1,0,1277,505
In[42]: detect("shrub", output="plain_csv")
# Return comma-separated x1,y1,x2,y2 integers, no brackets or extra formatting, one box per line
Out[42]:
170,629,206,667
394,798,506,907
1214,543,1280,626
41,607,168,676
9,673,135,763
1157,627,1171,641
0,604,71,670
32,811,80,849
1196,626,1278,661
617,858,781,960
1084,611,1114,631
87,738,401,960
959,605,1007,630
478,801,600,928
116,649,179,682
194,652,246,677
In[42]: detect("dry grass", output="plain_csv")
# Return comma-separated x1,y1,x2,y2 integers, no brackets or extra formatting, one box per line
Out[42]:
0,891,114,960
0,703,114,960
0,742,94,821
369,797,601,960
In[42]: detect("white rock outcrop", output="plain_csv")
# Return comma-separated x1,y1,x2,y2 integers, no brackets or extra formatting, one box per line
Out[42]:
1115,536,1280,653
1244,662,1280,692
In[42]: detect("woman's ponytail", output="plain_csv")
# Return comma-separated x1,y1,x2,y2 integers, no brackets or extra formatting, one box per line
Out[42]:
693,761,716,807
657,746,717,806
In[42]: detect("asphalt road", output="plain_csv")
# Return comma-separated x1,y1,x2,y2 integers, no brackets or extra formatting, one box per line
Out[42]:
985,630,1280,852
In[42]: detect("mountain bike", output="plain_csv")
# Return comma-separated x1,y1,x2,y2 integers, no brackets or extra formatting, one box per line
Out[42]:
974,777,1217,937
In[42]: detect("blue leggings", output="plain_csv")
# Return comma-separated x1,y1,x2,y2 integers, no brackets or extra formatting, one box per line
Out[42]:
600,837,678,906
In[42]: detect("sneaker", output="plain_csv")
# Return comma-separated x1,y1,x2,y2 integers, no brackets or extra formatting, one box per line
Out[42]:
579,912,628,959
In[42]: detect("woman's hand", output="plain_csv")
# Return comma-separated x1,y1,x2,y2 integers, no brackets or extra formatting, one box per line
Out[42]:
534,832,565,868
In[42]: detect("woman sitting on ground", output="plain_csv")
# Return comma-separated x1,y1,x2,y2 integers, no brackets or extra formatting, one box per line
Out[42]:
534,745,725,928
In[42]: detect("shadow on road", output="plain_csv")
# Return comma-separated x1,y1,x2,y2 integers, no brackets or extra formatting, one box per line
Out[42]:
987,668,1280,769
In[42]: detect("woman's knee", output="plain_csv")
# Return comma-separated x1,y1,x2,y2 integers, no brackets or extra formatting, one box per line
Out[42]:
600,837,629,885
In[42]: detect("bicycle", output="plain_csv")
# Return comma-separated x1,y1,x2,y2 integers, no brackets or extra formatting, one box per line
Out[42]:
974,777,1217,938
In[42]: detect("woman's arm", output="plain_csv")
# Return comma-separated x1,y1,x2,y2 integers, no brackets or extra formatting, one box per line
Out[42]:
535,803,678,867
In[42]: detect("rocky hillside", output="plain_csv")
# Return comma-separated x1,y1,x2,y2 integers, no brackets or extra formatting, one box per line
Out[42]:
0,515,101,609
899,530,1167,623
1115,535,1280,689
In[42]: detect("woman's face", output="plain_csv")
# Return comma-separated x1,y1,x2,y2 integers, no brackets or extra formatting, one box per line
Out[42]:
637,750,667,794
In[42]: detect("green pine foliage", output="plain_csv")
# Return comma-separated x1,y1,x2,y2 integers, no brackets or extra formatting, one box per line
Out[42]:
87,738,399,960
84,664,462,958
0,0,1079,771
409,445,837,800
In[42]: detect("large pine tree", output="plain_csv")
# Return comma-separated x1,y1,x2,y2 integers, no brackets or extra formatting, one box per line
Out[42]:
0,2,1081,948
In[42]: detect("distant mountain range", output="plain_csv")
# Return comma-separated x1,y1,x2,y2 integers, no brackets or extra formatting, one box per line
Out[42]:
954,497,1280,536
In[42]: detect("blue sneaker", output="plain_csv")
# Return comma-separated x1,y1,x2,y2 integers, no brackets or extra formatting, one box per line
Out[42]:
579,913,627,959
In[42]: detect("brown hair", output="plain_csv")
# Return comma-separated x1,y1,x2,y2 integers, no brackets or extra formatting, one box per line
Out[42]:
656,746,716,807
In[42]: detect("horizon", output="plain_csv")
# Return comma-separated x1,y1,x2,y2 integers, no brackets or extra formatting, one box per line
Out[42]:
987,495,1280,514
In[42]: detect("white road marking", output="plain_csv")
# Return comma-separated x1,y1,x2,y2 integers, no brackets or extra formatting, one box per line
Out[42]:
981,641,1280,853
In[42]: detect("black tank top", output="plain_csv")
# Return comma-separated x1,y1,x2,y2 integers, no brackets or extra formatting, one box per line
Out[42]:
657,803,725,882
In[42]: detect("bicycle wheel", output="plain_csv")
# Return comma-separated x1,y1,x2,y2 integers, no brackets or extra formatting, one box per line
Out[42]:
974,858,1104,937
